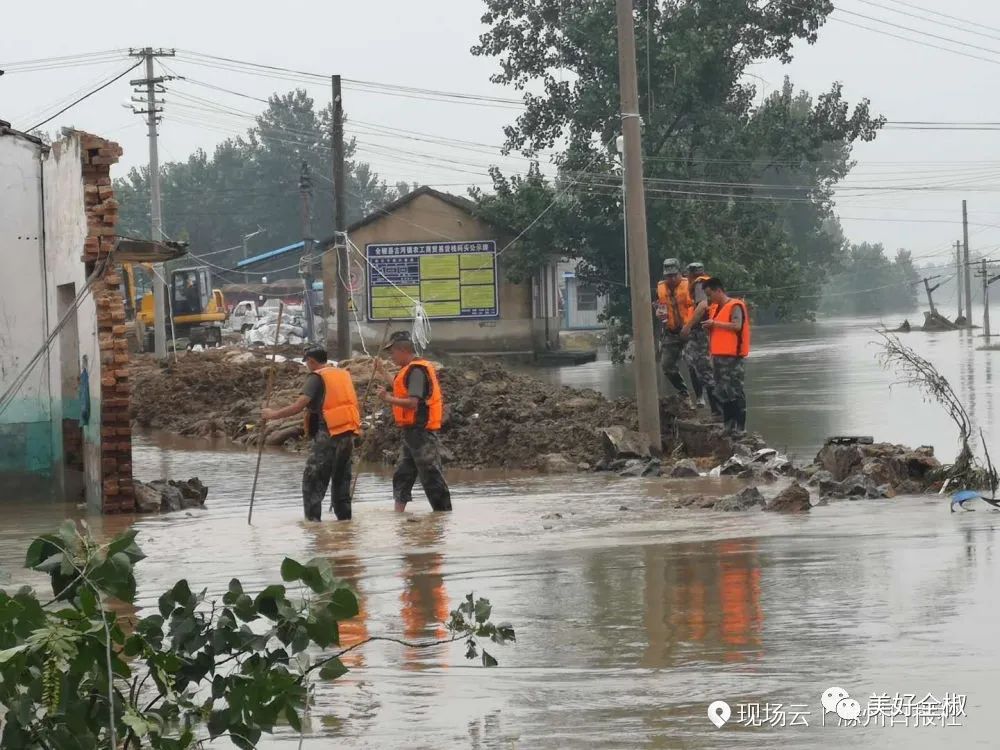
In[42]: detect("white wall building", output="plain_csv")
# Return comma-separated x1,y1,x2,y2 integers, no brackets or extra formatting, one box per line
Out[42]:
558,261,608,330
1,123,168,510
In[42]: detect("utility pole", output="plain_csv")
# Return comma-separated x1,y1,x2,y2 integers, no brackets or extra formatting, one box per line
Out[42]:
922,276,942,316
331,75,351,359
129,47,175,359
979,259,992,339
615,0,662,453
299,162,317,344
963,200,973,327
955,240,964,321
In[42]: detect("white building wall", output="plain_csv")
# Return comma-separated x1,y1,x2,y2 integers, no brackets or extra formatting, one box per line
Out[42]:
0,133,51,477
44,135,101,506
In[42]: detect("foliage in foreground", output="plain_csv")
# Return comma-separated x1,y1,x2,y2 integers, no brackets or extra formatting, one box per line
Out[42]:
0,523,513,749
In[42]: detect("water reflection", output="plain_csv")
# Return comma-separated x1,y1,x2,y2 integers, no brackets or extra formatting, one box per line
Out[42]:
312,523,369,669
396,518,451,666
642,540,763,668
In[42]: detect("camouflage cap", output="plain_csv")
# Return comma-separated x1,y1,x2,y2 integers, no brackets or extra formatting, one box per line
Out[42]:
687,262,705,273
662,257,681,274
382,330,413,350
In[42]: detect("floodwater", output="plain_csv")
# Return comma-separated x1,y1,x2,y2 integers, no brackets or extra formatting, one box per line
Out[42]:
543,312,1000,463
3,314,1000,748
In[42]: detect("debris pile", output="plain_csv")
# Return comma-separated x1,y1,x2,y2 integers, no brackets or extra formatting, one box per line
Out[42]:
243,306,325,347
357,359,658,470
798,437,940,499
134,477,208,513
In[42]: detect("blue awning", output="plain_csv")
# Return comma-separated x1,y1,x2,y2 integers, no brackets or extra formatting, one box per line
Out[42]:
236,240,305,268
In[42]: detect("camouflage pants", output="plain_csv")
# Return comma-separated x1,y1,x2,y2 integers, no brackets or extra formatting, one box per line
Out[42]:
393,428,452,511
684,330,715,393
660,335,689,396
302,431,354,522
712,356,746,406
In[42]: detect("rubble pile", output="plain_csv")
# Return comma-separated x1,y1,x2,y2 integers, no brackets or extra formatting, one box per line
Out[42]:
243,307,326,347
356,359,648,470
798,438,941,499
130,352,949,507
135,477,208,513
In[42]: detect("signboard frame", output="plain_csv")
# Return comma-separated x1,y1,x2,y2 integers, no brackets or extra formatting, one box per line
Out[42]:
365,240,501,322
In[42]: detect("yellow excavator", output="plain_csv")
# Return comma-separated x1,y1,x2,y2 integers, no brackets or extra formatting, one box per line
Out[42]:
121,263,227,351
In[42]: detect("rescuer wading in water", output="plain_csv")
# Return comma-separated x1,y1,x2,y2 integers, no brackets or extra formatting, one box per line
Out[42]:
376,331,452,513
262,346,360,521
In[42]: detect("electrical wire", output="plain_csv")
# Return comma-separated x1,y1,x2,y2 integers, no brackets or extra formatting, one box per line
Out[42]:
834,5,1000,57
847,0,1000,44
27,61,143,132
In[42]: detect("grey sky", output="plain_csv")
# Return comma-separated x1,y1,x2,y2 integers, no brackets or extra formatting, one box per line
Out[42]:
2,0,999,273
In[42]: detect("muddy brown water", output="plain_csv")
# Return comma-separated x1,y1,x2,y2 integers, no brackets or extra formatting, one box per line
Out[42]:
3,316,1000,747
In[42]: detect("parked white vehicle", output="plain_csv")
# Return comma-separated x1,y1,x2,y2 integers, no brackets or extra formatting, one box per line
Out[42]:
228,300,265,332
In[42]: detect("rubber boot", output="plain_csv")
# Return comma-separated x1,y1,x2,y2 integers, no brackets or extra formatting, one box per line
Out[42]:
735,398,747,434
722,401,740,435
689,368,704,400
707,388,724,421
667,372,689,399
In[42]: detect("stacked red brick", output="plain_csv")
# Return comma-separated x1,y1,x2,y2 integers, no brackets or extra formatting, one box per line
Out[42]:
79,132,134,513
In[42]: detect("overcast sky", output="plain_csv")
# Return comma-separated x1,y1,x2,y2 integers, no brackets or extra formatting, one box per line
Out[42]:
3,0,1000,273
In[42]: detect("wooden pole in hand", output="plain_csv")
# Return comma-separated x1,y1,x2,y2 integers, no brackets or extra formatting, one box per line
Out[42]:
247,302,285,525
346,319,393,504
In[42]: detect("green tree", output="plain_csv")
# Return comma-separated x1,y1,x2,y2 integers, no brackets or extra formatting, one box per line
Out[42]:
819,242,919,316
0,523,513,749
470,0,883,342
115,90,403,275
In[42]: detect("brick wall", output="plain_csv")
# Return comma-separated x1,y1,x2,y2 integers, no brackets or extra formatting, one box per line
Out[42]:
79,133,134,513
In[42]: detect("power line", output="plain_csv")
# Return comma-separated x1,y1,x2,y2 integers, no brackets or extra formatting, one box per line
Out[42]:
28,61,143,132
848,0,1000,44
834,5,1000,57
829,15,1000,66
879,0,1000,37
173,50,525,108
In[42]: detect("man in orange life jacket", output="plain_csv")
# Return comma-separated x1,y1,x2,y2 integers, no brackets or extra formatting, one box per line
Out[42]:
262,346,360,521
681,261,722,418
701,278,751,435
377,331,452,513
654,258,691,399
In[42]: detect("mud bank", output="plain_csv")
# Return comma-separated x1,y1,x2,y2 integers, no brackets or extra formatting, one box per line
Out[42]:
132,350,709,471
131,350,951,501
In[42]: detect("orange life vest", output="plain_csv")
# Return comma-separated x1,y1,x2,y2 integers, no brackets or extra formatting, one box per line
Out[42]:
310,367,361,436
656,278,693,332
708,298,751,358
392,359,443,431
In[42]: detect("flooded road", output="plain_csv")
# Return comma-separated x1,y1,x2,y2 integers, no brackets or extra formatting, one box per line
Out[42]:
3,314,1000,747
5,433,1000,748
542,314,999,462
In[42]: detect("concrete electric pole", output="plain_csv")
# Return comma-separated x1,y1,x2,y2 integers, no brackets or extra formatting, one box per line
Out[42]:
299,161,317,344
963,200,973,328
129,47,175,358
615,0,662,453
979,259,992,339
955,240,964,321
331,75,351,359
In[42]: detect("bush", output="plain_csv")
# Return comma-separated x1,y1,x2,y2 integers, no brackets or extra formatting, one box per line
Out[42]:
0,521,513,749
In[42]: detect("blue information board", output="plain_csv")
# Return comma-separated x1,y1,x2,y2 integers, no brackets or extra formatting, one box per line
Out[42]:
366,241,499,321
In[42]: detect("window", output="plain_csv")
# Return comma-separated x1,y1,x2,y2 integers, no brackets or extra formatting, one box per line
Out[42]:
577,284,599,312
